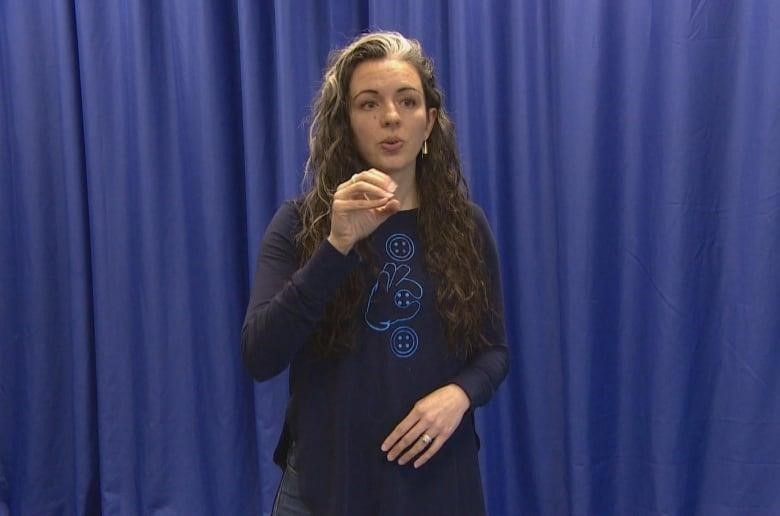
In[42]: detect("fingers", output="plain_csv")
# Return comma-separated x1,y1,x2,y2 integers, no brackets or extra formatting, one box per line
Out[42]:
332,196,392,212
381,412,417,454
381,385,470,469
381,411,441,465
398,277,423,298
393,264,411,282
354,169,399,192
378,263,396,291
384,419,451,469
395,424,435,466
332,170,400,220
334,181,394,201
413,436,445,469
414,437,442,469
376,198,401,214
385,419,424,461
336,169,398,197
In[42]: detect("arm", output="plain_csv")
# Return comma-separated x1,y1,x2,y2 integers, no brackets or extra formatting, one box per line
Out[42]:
449,203,509,407
242,171,400,381
240,202,360,381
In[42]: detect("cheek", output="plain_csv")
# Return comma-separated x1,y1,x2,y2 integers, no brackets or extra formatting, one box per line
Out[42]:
414,121,430,141
350,117,377,146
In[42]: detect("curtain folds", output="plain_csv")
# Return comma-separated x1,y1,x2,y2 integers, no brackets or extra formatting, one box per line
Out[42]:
1,1,778,514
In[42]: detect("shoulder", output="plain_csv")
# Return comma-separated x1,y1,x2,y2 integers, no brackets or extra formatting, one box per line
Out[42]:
467,201,487,221
467,201,493,237
265,199,303,237
260,199,305,257
466,201,501,263
274,198,303,223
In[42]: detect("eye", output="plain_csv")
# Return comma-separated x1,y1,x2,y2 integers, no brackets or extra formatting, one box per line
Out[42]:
360,100,378,110
401,97,418,108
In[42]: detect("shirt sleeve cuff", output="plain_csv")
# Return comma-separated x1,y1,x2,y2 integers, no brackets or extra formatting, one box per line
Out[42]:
292,239,360,304
450,369,492,409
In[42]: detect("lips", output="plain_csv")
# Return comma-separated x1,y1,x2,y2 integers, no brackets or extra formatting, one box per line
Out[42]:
380,137,404,151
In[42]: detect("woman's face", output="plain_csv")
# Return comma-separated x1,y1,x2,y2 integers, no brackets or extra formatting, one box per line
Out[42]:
348,58,437,179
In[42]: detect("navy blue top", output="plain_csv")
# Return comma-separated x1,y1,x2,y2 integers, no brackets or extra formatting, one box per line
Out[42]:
242,201,508,516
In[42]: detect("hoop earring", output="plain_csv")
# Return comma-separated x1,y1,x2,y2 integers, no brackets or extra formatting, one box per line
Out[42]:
422,139,428,156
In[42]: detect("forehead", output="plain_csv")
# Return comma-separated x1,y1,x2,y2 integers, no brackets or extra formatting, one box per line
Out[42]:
349,58,423,94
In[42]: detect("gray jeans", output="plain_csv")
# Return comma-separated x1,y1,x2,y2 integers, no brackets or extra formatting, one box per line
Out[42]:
271,444,312,516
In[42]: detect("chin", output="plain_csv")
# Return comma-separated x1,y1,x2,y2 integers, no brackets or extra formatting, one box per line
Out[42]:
372,159,416,176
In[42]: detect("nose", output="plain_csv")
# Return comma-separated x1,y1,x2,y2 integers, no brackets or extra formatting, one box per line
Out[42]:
382,103,401,127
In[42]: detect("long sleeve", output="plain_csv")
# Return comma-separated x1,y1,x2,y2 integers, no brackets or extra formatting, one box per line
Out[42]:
450,204,509,407
241,202,359,381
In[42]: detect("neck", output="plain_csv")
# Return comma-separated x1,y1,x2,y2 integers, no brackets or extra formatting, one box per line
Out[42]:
390,169,419,210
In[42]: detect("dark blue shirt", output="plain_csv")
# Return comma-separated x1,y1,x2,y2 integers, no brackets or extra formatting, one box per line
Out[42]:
242,201,508,515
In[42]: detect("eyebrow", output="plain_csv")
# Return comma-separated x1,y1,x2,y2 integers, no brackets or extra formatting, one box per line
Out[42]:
351,86,422,101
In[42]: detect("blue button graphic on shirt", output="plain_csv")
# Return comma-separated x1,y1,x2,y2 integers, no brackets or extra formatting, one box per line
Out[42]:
364,233,423,358
385,233,415,262
394,289,416,308
390,326,419,358
364,263,423,331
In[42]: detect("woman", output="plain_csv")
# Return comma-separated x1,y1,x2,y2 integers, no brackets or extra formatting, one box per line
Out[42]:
242,31,508,516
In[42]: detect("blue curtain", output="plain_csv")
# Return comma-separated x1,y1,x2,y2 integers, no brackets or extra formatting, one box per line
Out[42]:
2,1,779,514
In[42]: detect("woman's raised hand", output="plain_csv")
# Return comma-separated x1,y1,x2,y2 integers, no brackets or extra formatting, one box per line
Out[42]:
327,169,401,254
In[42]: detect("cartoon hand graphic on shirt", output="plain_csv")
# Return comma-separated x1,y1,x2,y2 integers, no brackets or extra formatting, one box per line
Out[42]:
365,263,423,331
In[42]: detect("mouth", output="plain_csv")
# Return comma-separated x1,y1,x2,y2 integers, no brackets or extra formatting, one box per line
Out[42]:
380,137,404,151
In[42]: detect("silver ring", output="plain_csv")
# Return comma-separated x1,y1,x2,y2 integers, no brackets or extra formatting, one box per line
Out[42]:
420,434,432,446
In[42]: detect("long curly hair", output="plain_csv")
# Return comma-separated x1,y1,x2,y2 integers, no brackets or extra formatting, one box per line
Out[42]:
297,31,493,359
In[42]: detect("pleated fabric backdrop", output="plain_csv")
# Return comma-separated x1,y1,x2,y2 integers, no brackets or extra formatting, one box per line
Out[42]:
1,1,779,514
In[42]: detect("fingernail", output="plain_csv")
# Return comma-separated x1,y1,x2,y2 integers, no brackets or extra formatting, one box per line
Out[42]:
381,444,388,452
389,182,398,192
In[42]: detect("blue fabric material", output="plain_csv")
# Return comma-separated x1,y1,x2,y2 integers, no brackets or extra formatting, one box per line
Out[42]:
1,1,779,515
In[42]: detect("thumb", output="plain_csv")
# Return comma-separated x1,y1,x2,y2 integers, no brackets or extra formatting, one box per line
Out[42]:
376,198,401,218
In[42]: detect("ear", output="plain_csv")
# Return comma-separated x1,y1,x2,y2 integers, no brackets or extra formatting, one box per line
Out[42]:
425,108,438,139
